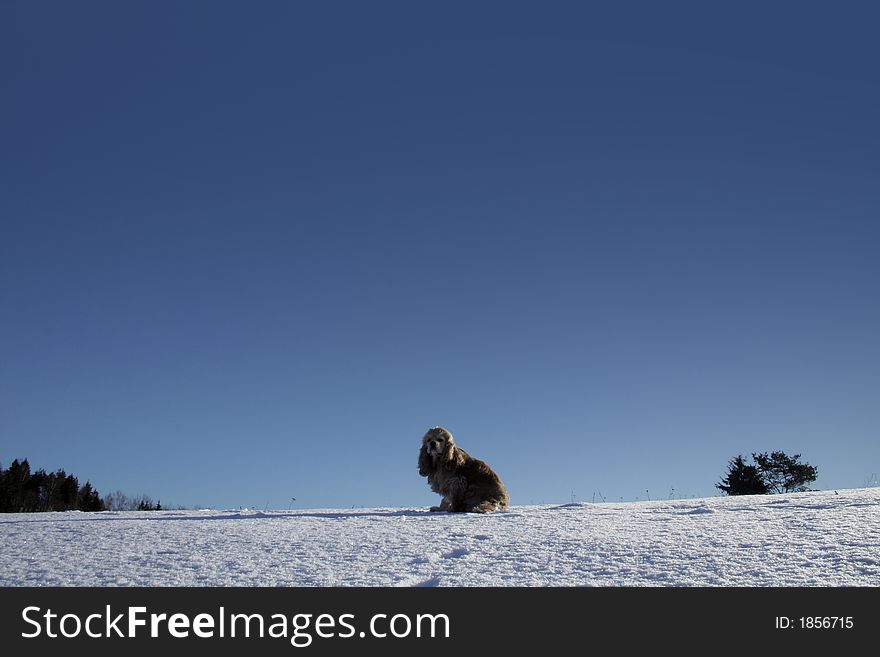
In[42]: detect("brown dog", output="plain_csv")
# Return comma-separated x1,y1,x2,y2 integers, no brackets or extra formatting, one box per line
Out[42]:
418,427,509,513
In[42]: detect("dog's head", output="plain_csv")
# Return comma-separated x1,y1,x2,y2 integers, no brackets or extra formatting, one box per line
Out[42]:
424,426,453,457
418,426,456,475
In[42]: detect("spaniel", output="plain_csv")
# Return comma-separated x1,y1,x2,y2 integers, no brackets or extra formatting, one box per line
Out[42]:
418,427,509,513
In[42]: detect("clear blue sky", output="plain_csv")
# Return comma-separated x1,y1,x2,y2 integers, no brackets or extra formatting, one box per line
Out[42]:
2,2,878,510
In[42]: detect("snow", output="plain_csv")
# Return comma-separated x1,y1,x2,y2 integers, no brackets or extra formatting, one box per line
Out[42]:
1,488,878,586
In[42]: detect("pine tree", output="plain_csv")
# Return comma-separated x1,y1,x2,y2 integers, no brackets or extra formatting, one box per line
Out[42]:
716,455,769,495
61,474,79,510
47,469,68,511
4,459,31,512
752,451,818,494
0,462,7,512
77,482,104,511
26,468,48,511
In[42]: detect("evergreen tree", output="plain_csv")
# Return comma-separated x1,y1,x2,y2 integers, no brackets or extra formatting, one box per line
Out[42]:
77,482,104,511
47,469,68,511
5,459,31,511
0,462,6,512
60,474,79,510
25,468,47,511
752,451,818,494
716,455,769,495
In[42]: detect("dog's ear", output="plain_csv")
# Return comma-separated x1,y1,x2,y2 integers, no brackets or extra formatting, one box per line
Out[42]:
441,437,464,471
418,443,432,476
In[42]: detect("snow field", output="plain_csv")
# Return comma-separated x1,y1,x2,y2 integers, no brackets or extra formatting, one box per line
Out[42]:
1,488,877,586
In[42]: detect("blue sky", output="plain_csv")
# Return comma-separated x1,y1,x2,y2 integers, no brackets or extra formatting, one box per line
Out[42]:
2,2,878,509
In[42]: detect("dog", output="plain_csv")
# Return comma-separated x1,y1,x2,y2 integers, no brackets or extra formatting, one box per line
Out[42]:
418,426,509,513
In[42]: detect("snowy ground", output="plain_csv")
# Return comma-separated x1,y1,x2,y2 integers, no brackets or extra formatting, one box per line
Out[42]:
1,488,878,586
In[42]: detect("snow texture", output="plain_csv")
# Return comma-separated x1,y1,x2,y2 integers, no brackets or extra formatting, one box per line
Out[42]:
1,488,878,586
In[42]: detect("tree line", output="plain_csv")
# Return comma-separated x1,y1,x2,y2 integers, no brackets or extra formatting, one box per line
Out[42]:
0,459,168,512
102,490,164,511
0,459,104,512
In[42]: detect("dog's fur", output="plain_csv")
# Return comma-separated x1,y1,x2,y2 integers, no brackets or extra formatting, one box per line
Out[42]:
418,427,509,513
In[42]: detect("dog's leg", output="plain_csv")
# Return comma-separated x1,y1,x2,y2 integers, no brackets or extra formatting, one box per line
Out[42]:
446,478,469,512
430,497,453,512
